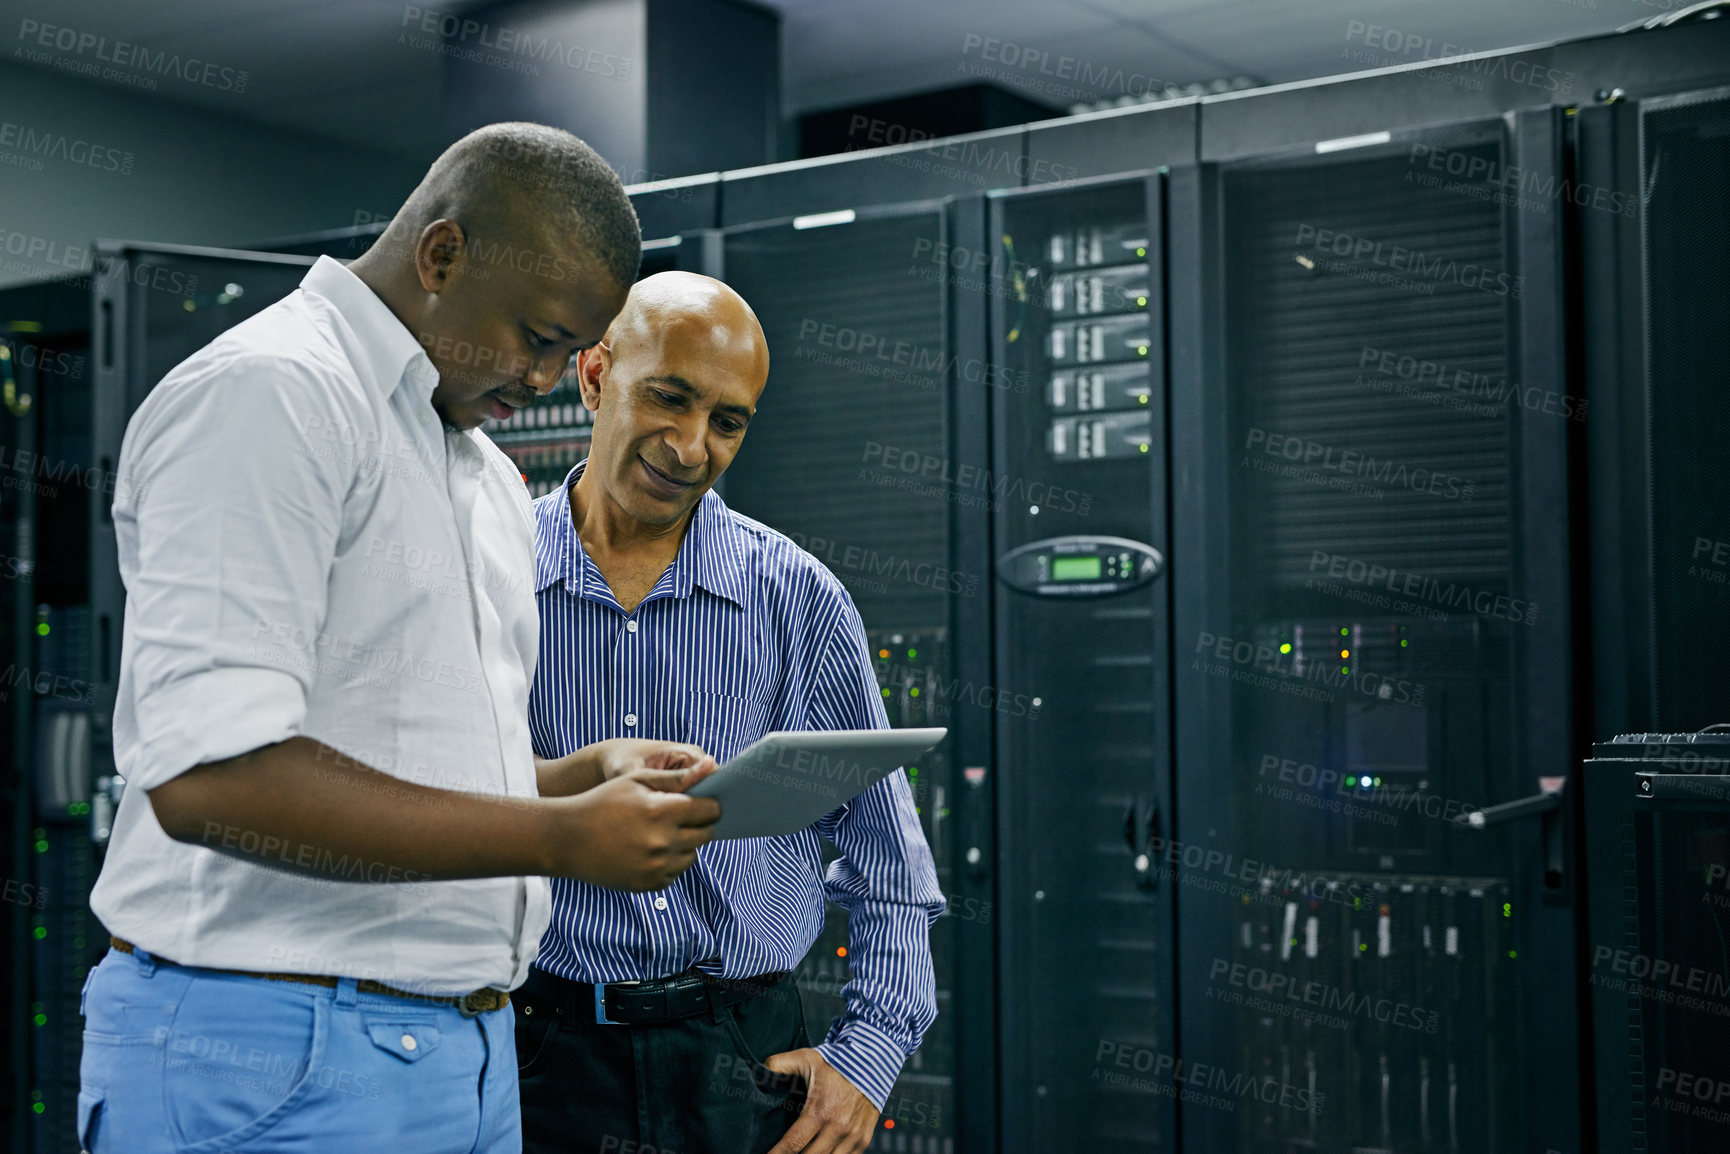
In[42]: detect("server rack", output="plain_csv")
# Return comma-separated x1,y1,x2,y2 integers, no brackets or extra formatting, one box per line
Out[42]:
1168,108,1581,1153
1573,81,1730,1154
985,175,1176,1152
715,198,990,1152
0,276,94,1154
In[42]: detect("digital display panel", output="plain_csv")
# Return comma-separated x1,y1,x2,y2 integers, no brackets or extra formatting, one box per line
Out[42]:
1050,555,1103,581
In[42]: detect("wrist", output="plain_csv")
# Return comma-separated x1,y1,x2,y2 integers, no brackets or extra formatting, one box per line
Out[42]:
538,750,604,797
527,794,577,876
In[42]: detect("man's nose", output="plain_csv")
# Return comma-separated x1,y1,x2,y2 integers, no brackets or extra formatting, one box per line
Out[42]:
666,412,707,468
523,351,569,394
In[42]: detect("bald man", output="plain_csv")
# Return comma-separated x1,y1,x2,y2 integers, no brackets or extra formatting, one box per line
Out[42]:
513,273,945,1154
79,125,721,1154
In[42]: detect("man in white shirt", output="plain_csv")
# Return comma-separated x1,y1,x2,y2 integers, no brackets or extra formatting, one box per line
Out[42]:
77,122,719,1154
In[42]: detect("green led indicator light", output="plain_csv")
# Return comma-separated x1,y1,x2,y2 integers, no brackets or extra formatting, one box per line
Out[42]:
1508,950,1517,959
1340,666,1350,676
33,927,46,940
1339,627,1349,637
1374,776,1382,787
1400,639,1408,647
35,622,49,636
907,649,917,659
1502,902,1512,917
1136,345,1149,356
1359,941,1367,950
32,1013,45,1026
31,1102,44,1114
1138,394,1149,404
1135,247,1147,257
1136,295,1148,306
1138,443,1149,453
1279,643,1292,654
33,840,47,854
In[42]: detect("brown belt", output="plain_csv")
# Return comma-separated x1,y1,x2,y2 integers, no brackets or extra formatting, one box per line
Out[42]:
109,937,509,1015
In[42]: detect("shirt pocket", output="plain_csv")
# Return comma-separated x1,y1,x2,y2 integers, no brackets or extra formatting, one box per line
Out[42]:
678,691,776,764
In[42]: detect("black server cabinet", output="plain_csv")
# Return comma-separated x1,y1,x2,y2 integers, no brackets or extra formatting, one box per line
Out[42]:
1578,85,1730,739
1574,82,1730,1154
985,177,1176,1153
716,200,990,1153
1579,733,1730,1154
0,276,94,1154
1168,109,1580,1154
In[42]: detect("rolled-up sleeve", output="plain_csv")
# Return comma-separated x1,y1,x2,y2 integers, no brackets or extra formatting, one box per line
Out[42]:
116,354,358,791
807,596,947,1109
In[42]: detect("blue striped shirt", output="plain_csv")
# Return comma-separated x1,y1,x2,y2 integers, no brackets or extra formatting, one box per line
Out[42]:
526,459,946,1108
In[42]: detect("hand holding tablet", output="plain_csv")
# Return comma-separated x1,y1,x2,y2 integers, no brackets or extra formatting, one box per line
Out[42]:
685,728,947,839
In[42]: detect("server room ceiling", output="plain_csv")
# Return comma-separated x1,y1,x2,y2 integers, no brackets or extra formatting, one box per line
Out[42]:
6,0,1637,159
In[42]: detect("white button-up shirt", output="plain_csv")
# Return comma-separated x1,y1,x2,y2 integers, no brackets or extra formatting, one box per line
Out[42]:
88,256,550,995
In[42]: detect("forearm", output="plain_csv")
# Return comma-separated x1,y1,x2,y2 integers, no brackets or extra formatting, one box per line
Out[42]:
535,749,604,798
821,901,938,1083
150,736,553,882
536,738,715,798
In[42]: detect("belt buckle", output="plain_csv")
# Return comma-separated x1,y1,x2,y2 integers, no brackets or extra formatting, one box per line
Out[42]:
458,991,488,1019
595,983,624,1025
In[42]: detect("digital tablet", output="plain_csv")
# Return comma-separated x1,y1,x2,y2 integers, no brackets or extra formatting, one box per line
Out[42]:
685,728,947,839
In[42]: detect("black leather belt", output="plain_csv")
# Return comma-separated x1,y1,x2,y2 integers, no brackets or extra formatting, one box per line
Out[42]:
521,964,787,1025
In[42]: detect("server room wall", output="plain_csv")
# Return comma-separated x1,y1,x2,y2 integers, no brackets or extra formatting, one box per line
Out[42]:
5,18,1730,1154
0,60,423,295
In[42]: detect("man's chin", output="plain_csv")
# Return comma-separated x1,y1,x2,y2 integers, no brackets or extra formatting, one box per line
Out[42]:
431,400,486,432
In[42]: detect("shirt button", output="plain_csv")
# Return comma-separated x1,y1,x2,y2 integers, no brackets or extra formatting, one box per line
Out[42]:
624,713,638,728
625,620,639,634
653,897,668,911
401,1034,417,1051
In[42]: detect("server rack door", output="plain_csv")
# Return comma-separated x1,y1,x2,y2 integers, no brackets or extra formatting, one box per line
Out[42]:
1169,113,1579,1154
718,202,984,1154
1580,86,1730,737
987,176,1176,1153
1580,735,1730,1154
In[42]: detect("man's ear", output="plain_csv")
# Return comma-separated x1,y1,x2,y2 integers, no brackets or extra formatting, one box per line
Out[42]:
414,220,467,292
575,342,610,412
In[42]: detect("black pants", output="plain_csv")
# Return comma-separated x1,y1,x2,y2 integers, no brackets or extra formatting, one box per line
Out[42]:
516,969,811,1154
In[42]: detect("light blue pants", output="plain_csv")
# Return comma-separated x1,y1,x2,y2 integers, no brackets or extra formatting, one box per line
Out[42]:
77,946,522,1153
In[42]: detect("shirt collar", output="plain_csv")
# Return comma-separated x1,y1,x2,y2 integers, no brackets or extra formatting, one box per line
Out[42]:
300,255,437,401
534,459,751,609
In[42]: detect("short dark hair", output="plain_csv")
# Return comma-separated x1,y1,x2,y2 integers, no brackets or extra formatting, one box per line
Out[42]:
388,122,641,287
